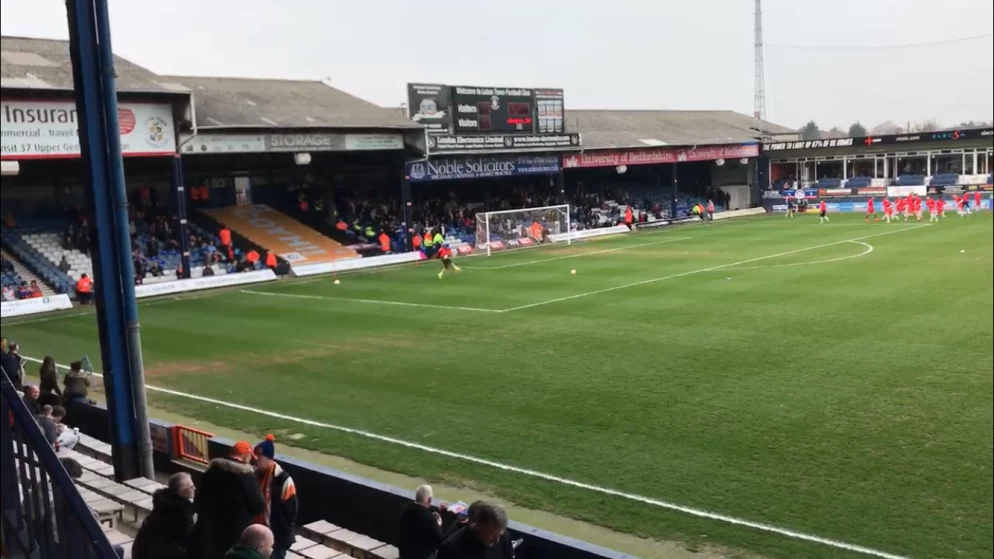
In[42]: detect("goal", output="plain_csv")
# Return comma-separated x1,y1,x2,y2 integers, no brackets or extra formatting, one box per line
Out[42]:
475,204,571,256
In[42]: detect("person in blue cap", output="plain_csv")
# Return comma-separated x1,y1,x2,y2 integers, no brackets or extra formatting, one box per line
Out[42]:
253,435,298,559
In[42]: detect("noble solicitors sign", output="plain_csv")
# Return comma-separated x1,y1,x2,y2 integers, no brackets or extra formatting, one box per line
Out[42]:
405,155,560,182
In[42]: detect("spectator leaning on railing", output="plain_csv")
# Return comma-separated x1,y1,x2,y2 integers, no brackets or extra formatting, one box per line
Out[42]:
398,484,446,559
132,472,196,559
436,503,513,559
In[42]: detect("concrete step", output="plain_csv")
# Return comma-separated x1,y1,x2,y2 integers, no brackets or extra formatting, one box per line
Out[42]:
1,247,57,296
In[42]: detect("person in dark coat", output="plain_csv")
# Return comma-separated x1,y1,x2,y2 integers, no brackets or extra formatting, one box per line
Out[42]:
442,501,484,540
436,503,513,559
253,436,297,559
398,485,445,559
192,442,265,559
132,473,196,559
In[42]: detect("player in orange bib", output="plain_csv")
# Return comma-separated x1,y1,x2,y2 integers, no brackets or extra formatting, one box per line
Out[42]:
437,244,462,279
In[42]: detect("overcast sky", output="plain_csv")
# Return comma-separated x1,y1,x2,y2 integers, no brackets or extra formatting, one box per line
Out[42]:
2,0,992,130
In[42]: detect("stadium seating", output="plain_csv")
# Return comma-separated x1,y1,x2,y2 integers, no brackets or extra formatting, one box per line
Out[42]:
895,175,926,186
815,177,842,188
845,176,873,188
929,173,959,187
1,226,76,295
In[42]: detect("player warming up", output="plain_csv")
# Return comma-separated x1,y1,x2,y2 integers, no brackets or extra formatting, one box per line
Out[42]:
437,244,461,279
882,198,894,223
927,197,939,222
786,197,796,218
865,197,879,222
955,194,969,217
819,199,829,223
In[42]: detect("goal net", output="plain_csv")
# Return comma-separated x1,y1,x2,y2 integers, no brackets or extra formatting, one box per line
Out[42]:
475,204,571,256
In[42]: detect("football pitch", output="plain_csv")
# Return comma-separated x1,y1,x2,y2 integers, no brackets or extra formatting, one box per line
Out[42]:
4,214,992,559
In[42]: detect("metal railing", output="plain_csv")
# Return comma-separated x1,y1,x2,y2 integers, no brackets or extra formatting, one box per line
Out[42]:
172,425,214,464
1,369,119,558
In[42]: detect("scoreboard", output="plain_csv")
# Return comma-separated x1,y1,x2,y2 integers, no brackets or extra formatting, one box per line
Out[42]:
409,83,566,136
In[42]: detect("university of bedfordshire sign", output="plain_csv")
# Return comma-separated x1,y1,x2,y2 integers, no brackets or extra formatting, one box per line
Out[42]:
562,144,759,169
1,100,176,159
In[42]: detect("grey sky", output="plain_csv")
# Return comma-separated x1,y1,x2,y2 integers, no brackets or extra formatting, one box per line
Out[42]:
2,0,992,130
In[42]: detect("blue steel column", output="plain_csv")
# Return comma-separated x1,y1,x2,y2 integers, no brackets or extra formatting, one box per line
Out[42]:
66,0,140,480
670,164,679,218
92,0,155,479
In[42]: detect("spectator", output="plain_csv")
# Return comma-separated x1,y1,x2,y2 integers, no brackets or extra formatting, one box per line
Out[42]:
37,405,76,450
17,281,32,299
265,252,277,270
29,280,43,298
3,284,17,301
443,501,484,540
192,441,265,559
436,503,513,559
38,356,64,408
245,250,260,269
175,263,184,280
398,484,445,559
22,384,41,416
132,472,196,559
225,525,274,559
0,336,7,353
63,360,92,403
59,253,72,273
202,264,215,277
253,435,297,559
75,273,93,305
1,341,24,389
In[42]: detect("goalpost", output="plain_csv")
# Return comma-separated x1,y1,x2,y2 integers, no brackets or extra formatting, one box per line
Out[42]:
475,204,571,256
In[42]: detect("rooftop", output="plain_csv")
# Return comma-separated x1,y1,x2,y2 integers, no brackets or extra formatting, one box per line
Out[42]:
0,35,188,93
164,75,419,129
573,110,796,150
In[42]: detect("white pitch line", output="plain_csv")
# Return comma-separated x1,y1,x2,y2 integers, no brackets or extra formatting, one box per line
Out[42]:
0,310,92,326
461,237,692,270
503,225,931,313
19,354,912,559
731,240,874,270
239,289,502,313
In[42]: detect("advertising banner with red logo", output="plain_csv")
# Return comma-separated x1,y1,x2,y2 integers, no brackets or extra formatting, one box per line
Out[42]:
562,144,759,169
1,99,176,159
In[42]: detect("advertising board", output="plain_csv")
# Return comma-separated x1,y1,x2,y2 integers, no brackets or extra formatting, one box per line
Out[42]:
562,144,759,169
1,100,176,159
0,294,73,317
405,155,560,182
407,83,451,136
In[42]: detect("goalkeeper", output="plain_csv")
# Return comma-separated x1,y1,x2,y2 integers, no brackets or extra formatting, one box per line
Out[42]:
437,244,461,279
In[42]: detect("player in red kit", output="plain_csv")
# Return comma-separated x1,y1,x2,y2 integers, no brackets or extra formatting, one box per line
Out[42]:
938,197,947,217
913,195,923,221
865,197,878,222
895,198,905,219
818,200,829,223
973,190,982,213
926,197,939,222
905,193,915,221
955,194,968,217
436,244,461,279
881,198,893,223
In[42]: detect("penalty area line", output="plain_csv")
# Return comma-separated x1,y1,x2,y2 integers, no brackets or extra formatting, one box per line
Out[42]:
239,289,503,313
503,224,931,312
461,236,692,270
19,356,911,559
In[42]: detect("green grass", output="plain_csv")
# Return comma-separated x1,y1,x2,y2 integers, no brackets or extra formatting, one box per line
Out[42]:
4,214,992,559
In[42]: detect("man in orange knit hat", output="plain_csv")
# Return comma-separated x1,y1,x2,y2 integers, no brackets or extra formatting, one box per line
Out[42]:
192,441,265,559
254,435,298,559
